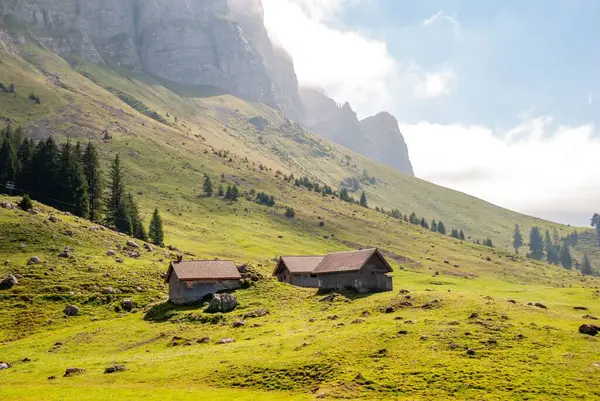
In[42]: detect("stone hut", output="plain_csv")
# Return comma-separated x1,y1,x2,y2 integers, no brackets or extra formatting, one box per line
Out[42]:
165,259,242,305
274,248,393,293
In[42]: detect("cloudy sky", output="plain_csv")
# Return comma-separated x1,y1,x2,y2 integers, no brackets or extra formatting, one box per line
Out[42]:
261,0,600,226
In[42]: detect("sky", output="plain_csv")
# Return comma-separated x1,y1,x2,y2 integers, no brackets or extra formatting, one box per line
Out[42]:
261,0,600,226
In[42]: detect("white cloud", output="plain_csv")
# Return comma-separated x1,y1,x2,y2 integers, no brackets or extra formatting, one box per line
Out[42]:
401,118,600,225
262,0,456,117
413,69,456,99
423,10,460,34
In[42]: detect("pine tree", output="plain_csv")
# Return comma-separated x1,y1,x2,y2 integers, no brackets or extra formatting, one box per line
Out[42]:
82,142,103,221
559,241,573,269
106,154,125,228
217,185,224,197
360,191,368,208
409,212,418,225
0,134,17,192
231,184,239,201
581,254,594,276
16,137,33,186
27,137,59,205
459,229,465,241
437,221,447,235
18,194,33,211
203,175,213,197
56,141,89,218
529,227,545,260
419,217,429,229
431,220,438,232
125,193,147,241
544,229,559,265
591,213,600,246
513,224,524,254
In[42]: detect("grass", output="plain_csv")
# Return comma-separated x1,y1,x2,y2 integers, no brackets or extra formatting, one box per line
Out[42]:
0,35,599,400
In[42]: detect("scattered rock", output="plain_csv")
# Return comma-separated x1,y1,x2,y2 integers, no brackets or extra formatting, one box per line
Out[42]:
362,311,370,317
0,362,11,370
398,289,410,294
216,338,235,344
420,335,428,341
205,293,238,313
0,201,14,209
382,306,395,313
143,243,153,252
63,305,79,317
126,240,139,248
102,287,117,295
327,315,339,320
397,330,408,335
22,358,31,363
104,365,127,374
64,367,85,377
243,309,269,319
508,300,517,304
127,251,141,258
466,348,475,356
197,337,210,344
58,250,70,258
47,376,57,380
421,300,440,309
319,293,336,302
3,260,8,265
485,257,492,262
121,299,135,312
469,313,479,319
115,258,124,264
448,321,460,326
574,306,588,311
579,324,599,336
48,215,58,223
0,275,18,289
316,392,326,399
232,320,246,328
583,315,598,320
106,249,116,256
27,256,41,265
534,303,547,309
351,319,365,324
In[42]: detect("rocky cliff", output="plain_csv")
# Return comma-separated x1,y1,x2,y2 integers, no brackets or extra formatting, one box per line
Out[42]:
300,87,414,176
0,0,303,119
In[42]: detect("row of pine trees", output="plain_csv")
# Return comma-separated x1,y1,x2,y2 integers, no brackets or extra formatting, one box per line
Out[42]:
0,126,164,246
512,225,594,275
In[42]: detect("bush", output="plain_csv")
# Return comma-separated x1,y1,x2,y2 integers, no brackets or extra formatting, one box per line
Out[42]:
285,207,296,218
256,192,275,206
28,93,41,104
18,194,33,211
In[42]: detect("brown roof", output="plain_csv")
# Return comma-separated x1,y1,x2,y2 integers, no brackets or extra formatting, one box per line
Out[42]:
275,248,393,276
166,260,242,283
275,256,325,275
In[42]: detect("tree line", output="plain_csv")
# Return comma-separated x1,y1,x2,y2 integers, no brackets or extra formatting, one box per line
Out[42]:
0,126,164,246
513,224,594,275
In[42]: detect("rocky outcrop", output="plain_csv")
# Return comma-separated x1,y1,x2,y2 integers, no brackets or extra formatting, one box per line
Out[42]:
299,87,414,176
0,0,302,118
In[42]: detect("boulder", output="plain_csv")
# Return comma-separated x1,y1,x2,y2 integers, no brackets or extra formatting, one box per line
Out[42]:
104,365,127,374
319,293,336,302
0,362,11,370
27,256,41,265
106,249,116,256
583,315,598,320
466,348,475,355
534,303,547,309
0,201,14,209
243,309,269,319
126,240,139,248
574,306,588,311
58,250,70,258
382,306,395,313
216,338,235,344
579,324,599,336
63,305,79,317
197,337,210,344
115,258,124,264
121,299,135,312
127,251,141,258
63,367,85,377
102,287,116,295
205,293,238,314
232,320,246,328
0,275,18,289
469,313,479,319
143,243,153,252
48,215,58,223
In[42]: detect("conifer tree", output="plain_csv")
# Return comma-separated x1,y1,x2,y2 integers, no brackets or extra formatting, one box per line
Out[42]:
559,241,573,269
125,193,147,241
437,221,447,235
360,191,368,208
420,217,429,229
16,138,33,186
203,174,213,197
0,134,17,192
106,154,125,228
26,137,59,204
581,254,594,276
513,224,524,254
529,227,545,260
459,229,465,241
592,213,600,246
431,220,438,232
55,141,89,218
544,229,560,265
217,184,224,197
409,212,418,225
82,142,103,221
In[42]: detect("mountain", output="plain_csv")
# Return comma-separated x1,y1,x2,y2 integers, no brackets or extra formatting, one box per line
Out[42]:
0,0,303,119
300,87,414,176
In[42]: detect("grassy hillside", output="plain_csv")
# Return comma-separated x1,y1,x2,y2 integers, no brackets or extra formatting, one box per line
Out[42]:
1,196,600,400
1,26,600,400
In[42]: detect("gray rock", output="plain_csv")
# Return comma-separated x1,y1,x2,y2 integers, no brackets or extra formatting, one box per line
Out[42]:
0,362,11,370
579,324,599,336
48,215,58,222
143,243,153,252
0,201,14,209
27,256,41,265
104,365,126,374
106,249,116,256
63,367,85,377
126,240,139,249
205,293,238,314
232,320,246,328
58,250,70,258
63,305,79,317
0,275,18,289
102,287,116,294
127,251,141,258
121,299,135,312
216,338,235,344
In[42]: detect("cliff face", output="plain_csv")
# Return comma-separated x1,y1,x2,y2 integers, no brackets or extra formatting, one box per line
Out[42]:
300,87,414,176
0,0,302,119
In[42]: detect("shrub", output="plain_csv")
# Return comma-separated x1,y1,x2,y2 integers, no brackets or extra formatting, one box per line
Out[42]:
285,207,296,218
18,194,33,211
28,93,41,104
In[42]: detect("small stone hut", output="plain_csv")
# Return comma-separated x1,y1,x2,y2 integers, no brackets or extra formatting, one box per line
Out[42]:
165,258,242,305
274,248,393,293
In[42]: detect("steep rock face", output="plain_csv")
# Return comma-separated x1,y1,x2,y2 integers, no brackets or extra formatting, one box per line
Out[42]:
0,0,302,118
360,113,414,176
300,87,414,176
